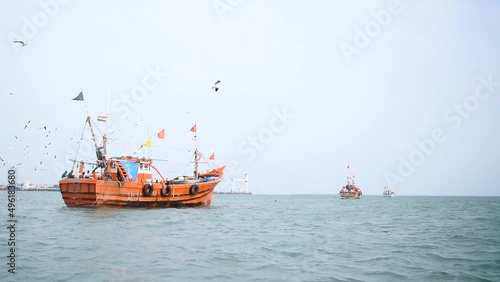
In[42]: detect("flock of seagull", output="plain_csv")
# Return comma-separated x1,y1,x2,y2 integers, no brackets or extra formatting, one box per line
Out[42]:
1,119,61,171
6,39,223,174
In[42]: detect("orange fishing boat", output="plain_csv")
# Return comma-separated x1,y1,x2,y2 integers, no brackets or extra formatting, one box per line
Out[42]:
339,167,362,199
58,116,225,208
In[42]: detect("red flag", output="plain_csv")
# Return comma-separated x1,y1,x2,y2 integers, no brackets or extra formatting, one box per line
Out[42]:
209,152,215,160
190,124,196,132
157,129,165,139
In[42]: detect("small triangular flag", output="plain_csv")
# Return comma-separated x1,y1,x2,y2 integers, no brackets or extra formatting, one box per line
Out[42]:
72,91,84,101
157,129,165,139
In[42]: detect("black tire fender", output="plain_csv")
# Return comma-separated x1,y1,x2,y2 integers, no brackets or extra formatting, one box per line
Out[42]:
189,184,199,195
161,185,171,197
142,184,154,196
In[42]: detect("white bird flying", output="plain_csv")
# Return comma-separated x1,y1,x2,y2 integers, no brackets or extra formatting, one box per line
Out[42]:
212,80,221,92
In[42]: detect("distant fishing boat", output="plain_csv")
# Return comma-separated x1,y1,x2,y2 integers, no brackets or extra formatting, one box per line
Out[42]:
58,116,225,208
339,167,362,199
383,186,395,197
214,173,252,195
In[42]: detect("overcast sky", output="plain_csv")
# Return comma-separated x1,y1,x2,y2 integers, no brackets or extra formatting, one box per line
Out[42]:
1,0,499,195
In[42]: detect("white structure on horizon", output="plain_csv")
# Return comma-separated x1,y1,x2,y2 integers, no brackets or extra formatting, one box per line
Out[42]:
231,173,250,194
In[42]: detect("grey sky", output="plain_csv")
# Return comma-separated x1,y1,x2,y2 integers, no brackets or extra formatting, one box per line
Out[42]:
1,0,499,195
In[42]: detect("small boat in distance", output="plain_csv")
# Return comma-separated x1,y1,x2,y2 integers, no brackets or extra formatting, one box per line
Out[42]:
339,167,362,199
383,186,395,197
58,116,225,208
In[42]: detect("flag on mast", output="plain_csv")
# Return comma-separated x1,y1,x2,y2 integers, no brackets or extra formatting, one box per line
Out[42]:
157,129,165,139
190,124,196,132
209,152,215,160
144,139,152,148
72,91,84,101
97,115,107,122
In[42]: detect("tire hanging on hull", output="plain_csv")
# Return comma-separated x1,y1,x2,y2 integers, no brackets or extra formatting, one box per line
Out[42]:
143,184,154,196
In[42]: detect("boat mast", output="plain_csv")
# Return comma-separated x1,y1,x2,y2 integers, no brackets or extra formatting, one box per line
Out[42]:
194,149,199,178
86,116,106,166
103,133,107,157
193,123,199,178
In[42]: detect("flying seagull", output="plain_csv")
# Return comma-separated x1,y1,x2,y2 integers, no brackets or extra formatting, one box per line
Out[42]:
13,40,28,47
24,120,31,129
212,80,221,92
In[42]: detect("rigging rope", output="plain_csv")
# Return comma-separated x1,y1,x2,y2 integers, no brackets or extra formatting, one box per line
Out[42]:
71,120,88,172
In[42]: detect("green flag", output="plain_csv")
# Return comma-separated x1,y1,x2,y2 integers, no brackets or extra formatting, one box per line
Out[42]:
72,91,84,101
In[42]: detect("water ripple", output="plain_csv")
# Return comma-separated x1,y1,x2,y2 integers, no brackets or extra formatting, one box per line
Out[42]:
2,193,500,281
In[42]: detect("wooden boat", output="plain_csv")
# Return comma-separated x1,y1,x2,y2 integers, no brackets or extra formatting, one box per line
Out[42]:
58,116,225,208
383,186,395,197
339,168,362,199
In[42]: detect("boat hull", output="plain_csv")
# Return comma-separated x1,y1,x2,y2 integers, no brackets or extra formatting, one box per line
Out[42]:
339,191,361,199
58,178,221,208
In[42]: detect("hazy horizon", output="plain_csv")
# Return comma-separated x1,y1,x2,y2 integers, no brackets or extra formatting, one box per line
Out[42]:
1,0,499,196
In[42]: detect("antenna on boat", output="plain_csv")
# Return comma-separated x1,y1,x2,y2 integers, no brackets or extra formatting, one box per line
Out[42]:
106,86,111,136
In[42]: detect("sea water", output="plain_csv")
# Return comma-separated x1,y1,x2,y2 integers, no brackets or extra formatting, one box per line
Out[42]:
1,192,499,281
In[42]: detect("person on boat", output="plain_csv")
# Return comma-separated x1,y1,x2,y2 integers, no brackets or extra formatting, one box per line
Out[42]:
85,170,91,178
92,171,98,180
61,170,68,178
67,170,74,178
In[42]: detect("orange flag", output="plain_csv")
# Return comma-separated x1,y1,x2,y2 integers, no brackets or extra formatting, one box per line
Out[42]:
190,124,196,132
209,152,215,160
157,129,165,139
